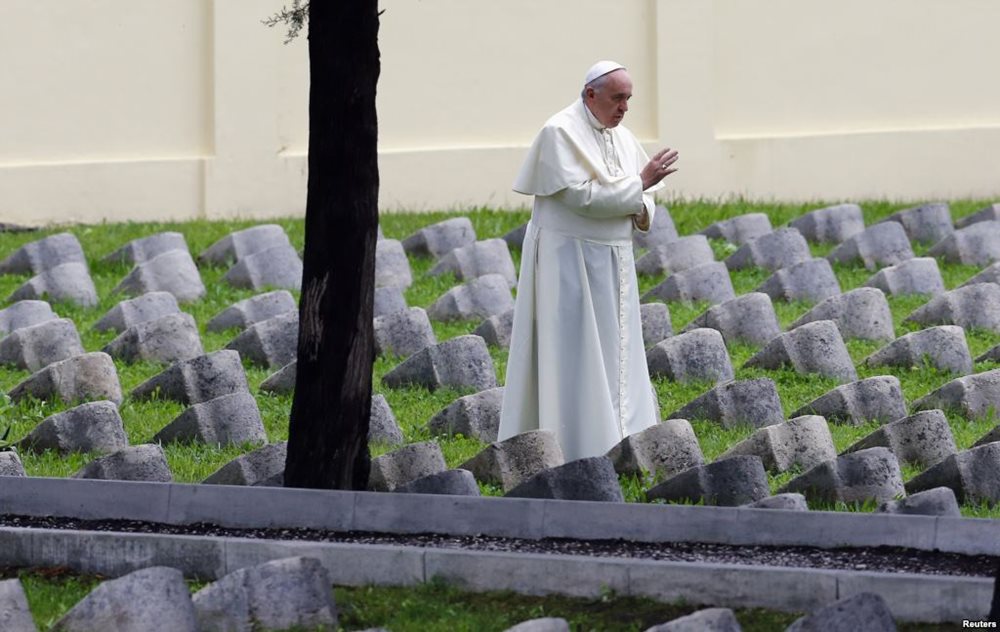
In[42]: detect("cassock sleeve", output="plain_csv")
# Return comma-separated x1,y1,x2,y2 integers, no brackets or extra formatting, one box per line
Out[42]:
549,175,645,219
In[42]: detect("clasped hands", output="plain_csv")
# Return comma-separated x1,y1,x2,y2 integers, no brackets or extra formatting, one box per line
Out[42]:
640,148,679,190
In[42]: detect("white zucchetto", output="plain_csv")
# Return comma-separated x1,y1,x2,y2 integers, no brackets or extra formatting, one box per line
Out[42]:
583,60,626,86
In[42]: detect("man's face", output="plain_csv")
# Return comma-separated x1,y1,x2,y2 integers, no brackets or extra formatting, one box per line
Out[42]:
585,69,633,128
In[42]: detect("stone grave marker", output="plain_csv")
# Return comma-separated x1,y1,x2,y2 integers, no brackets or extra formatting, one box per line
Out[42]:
826,221,914,270
428,238,517,287
862,325,972,375
0,232,86,275
382,335,496,391
633,204,679,250
103,312,204,365
93,292,181,333
955,202,1000,229
395,469,481,496
102,231,190,265
911,368,1000,419
903,283,1000,333
647,455,770,506
905,441,1000,505
877,201,953,244
402,217,476,258
368,440,447,491
635,235,714,276
791,376,906,426
668,378,784,429
642,261,735,305
788,286,894,342
778,447,904,504
646,328,734,383
9,351,122,405
8,262,99,308
114,250,206,303
375,239,412,289
427,273,514,321
225,310,298,369
717,415,836,474
374,307,436,358
754,257,842,303
474,308,515,348
0,318,85,371
639,302,672,348
131,349,249,405
374,285,407,317
427,386,504,442
204,442,287,486
606,418,704,479
222,244,302,291
199,224,291,266
682,292,780,347
459,429,564,491
877,487,961,517
744,319,857,383
724,227,811,272
206,290,296,333
699,213,772,245
788,202,865,244
72,444,173,482
153,391,267,447
506,456,624,502
842,409,957,469
0,300,58,335
18,400,127,455
927,219,1000,266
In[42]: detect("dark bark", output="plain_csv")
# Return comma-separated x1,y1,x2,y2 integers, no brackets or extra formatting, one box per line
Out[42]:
284,0,380,490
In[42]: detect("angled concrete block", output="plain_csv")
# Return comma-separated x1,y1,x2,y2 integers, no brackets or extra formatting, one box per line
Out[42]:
646,608,741,631
682,292,780,347
153,392,266,447
791,376,906,426
222,244,302,291
199,224,292,266
9,352,122,405
955,202,1000,229
394,469,481,496
642,261,735,305
754,257,842,303
206,290,296,333
877,201,953,244
114,249,206,303
428,238,517,287
506,456,623,502
93,292,181,333
370,393,405,445
0,452,26,476
646,328,733,383
130,350,249,405
0,578,36,632
669,378,784,429
635,235,714,275
718,415,836,474
102,231,189,265
374,307,436,358
789,287,894,342
373,285,407,318
928,219,1000,266
905,442,1000,504
204,442,288,486
785,592,896,632
744,320,857,383
402,217,476,258
745,493,808,511
103,312,204,365
8,262,98,308
474,308,515,348
73,444,173,482
779,447,905,504
503,223,528,251
724,227,811,272
427,273,514,321
427,386,504,442
225,310,298,369
18,400,127,455
368,441,448,491
912,368,1000,419
699,213,772,245
639,302,673,348
382,335,497,392
259,360,296,395
647,455,770,506
459,430,564,491
788,203,865,244
843,409,957,469
0,317,84,371
0,232,86,275
375,238,413,289
862,257,945,297
827,222,914,270
633,205,679,250
863,325,972,375
905,282,1000,334
877,486,961,517
0,300,58,335
606,419,704,479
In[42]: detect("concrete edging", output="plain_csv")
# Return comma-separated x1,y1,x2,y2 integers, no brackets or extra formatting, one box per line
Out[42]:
1,476,998,556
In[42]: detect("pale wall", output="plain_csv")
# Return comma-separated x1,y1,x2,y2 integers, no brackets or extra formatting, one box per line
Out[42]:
1,0,998,226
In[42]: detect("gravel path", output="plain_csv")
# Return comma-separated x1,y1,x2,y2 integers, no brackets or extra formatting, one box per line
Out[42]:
2,513,997,579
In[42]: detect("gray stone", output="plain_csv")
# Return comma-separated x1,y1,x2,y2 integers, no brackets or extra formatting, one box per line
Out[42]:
8,262,98,308
788,287,895,342
636,235,714,276
912,368,1000,419
843,409,956,469
698,213,772,245
204,442,287,486
427,386,504,442
905,442,1000,504
206,290,297,333
0,452,26,476
503,223,528,251
222,244,302,291
642,262,735,305
862,257,945,297
960,262,1000,288
394,469,481,496
192,556,336,632
904,283,1000,333
53,566,196,632
778,447,904,504
73,443,173,482
647,455,770,506
606,419,704,479
646,608,741,632
745,493,808,511
724,227,811,272
9,352,122,405
114,249,206,303
878,201,954,244
0,300,58,335
877,486,961,517
154,392,267,447
473,308,515,348
955,202,1000,229
103,231,189,265
0,578,36,632
0,232,86,275
459,429,565,491
744,320,857,383
374,307,436,358
646,328,733,383
429,238,517,287
927,219,1000,266
373,285,407,317
788,203,865,244
370,394,405,445
505,618,570,632
131,350,249,405
0,318,84,371
382,335,497,392
427,273,514,321
18,400,127,455
402,217,477,258
785,592,896,632
506,456,624,502
973,425,1000,448
93,292,181,333
633,205,679,250
103,312,204,365
717,415,836,474
754,258,842,303
863,325,972,375
668,378,784,429
682,293,780,347
368,440,448,491
259,360,296,395
640,303,672,348
826,221,914,270
198,224,292,266
375,239,413,289
225,310,298,369
791,376,907,426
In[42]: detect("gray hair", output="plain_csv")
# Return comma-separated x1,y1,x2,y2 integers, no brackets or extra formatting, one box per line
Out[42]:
580,73,612,100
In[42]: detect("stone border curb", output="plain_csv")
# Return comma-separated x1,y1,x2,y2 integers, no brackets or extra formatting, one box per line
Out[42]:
0,525,990,623
1,476,998,556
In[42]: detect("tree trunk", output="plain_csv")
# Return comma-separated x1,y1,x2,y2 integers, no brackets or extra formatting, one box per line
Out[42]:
284,0,380,490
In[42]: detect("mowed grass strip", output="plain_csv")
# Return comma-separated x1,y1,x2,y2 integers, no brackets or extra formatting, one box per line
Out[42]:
0,200,998,517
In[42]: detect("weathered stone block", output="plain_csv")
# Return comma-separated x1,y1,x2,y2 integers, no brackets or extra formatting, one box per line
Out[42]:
154,392,267,447
459,429,564,491
904,283,1000,333
206,290,296,333
646,328,734,383
131,350,249,405
503,223,528,251
744,320,857,383
259,360,295,395
786,592,896,632
927,219,1000,266
427,386,504,442
0,452,26,477
905,441,1000,505
382,335,497,392
18,400,127,455
225,310,298,369
428,238,517,287
788,203,865,244
93,292,181,333
375,239,413,289
642,262,735,305
668,379,784,429
863,325,972,375
754,258,842,303
368,441,448,491
912,368,1000,419
646,608,742,632
791,376,906,426
370,393,405,445
778,447,904,504
725,227,811,272
373,285,407,317
198,224,291,266
374,307,436,358
0,232,86,275
506,456,624,502
9,352,122,405
0,578,36,632
647,455,770,506
103,231,189,265
394,469,481,496
114,250,206,303
682,293,780,347
862,257,945,297
633,205,679,250
73,444,173,482
0,318,84,371
639,303,672,349
955,202,1000,229
843,409,957,469
427,274,514,321
474,308,515,348
204,442,287,486
635,235,714,276
878,201,954,244
745,493,808,511
8,262,98,308
402,217,476,258
718,415,836,474
699,213,772,245
504,618,569,632
788,287,895,342
222,244,302,291
103,312,204,365
827,222,914,270
0,300,58,335
877,486,961,517
606,419,704,478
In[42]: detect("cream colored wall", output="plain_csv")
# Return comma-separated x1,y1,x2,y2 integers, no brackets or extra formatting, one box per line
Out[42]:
1,1,997,226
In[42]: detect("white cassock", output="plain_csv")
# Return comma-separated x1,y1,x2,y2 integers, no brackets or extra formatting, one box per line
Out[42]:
498,98,665,461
